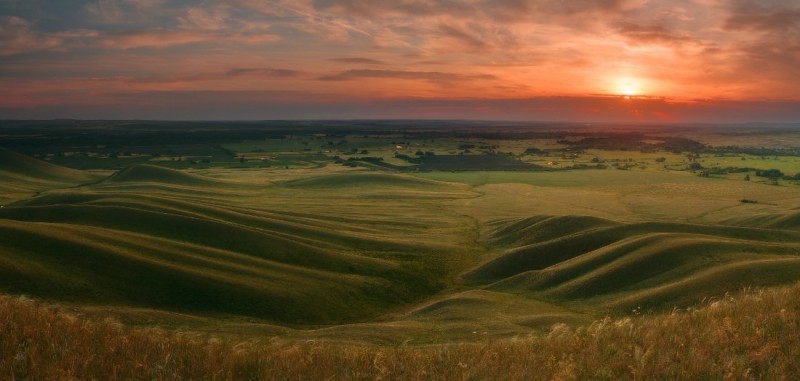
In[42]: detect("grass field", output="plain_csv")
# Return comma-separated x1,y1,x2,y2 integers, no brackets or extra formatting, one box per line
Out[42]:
3,123,800,377
0,164,480,327
3,283,800,380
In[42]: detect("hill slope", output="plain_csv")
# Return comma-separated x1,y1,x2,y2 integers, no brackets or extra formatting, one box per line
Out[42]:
3,282,800,379
0,149,90,183
465,216,800,313
4,161,800,339
0,149,95,202
104,164,228,187
0,166,476,325
722,211,800,231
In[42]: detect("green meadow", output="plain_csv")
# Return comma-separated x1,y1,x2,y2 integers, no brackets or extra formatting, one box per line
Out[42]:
3,121,800,378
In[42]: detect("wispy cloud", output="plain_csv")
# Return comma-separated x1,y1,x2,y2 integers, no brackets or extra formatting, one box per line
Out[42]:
90,67,304,85
437,23,488,51
0,16,61,56
330,57,386,65
100,29,279,49
244,0,373,41
318,69,496,85
84,0,125,23
179,5,231,31
714,0,800,93
84,0,173,24
724,0,800,32
614,22,698,46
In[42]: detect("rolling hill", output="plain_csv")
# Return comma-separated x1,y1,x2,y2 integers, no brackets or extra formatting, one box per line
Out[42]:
0,149,97,202
0,153,476,326
465,215,800,314
3,149,800,343
0,148,91,183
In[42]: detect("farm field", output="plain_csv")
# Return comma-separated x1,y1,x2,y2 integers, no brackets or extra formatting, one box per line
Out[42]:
3,121,800,377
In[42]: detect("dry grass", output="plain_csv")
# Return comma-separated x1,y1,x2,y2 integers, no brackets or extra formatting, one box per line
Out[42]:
3,284,800,380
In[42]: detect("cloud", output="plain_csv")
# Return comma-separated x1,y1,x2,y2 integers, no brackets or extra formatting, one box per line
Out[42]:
719,0,800,90
268,0,646,58
311,0,640,22
179,5,231,31
317,69,497,85
84,0,125,23
224,68,302,78
330,57,386,65
120,67,305,85
124,0,169,12
101,29,212,48
83,2,282,49
0,16,61,56
437,23,488,50
614,22,696,46
310,0,467,18
84,0,173,24
522,0,637,17
242,1,373,42
724,0,800,32
100,29,279,49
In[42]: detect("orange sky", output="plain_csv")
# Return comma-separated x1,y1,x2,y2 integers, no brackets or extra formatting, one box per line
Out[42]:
1,0,799,122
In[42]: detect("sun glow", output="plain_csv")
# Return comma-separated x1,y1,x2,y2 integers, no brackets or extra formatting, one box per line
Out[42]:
616,78,641,97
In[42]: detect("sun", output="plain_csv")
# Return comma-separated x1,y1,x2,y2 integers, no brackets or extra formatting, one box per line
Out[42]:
615,78,641,97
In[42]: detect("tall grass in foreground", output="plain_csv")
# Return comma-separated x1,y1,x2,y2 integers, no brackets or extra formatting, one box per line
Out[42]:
2,285,799,380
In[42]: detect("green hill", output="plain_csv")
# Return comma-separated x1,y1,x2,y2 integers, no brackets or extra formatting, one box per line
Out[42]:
4,158,800,342
0,214,440,324
104,164,228,187
0,149,95,202
722,211,800,231
281,172,453,189
0,168,470,325
466,216,800,313
485,215,621,247
0,149,91,183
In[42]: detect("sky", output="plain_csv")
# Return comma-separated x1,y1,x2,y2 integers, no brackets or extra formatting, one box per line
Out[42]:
1,0,799,122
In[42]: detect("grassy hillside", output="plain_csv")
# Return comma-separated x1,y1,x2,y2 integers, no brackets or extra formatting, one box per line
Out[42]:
0,160,478,326
3,283,799,380
105,164,230,187
3,149,800,344
4,127,800,379
281,172,450,189
722,211,800,230
0,214,459,325
466,216,800,314
0,149,98,203
0,149,91,183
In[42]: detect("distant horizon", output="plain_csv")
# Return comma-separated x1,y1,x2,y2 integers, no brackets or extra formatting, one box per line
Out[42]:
3,95,800,124
3,111,800,126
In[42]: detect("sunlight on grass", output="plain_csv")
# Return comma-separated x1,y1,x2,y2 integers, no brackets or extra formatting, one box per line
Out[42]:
3,283,799,380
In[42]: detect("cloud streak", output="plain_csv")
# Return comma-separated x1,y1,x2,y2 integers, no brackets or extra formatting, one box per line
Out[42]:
317,69,497,85
0,16,61,56
100,29,279,49
329,57,386,65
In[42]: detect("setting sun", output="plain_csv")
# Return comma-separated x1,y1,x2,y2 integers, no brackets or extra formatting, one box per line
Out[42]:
616,78,641,97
